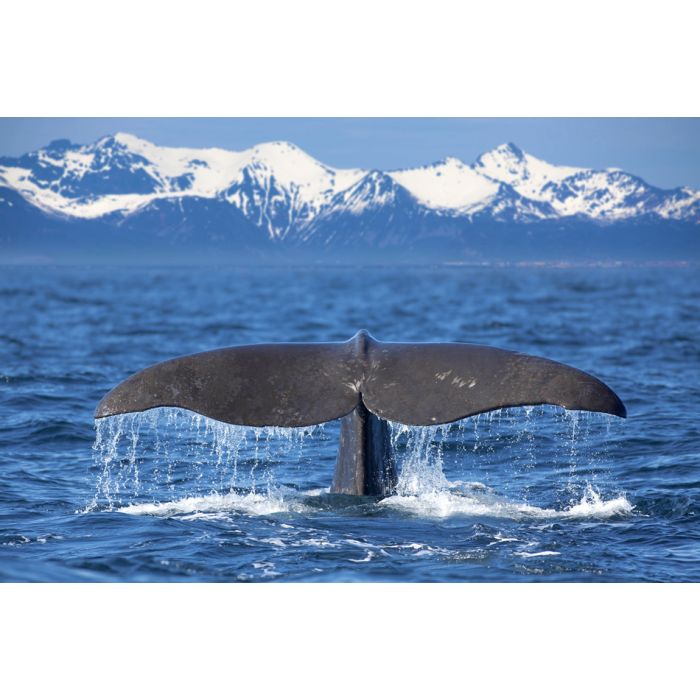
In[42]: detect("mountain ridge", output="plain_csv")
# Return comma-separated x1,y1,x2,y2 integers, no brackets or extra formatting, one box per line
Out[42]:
0,134,698,263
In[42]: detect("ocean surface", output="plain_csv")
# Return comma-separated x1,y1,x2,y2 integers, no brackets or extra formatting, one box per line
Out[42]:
1,264,698,582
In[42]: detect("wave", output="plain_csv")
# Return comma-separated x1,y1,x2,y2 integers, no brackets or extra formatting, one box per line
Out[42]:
116,483,633,521
380,483,633,520
119,488,312,518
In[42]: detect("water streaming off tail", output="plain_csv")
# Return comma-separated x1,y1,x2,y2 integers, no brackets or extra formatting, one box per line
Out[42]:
89,408,323,511
90,405,627,519
388,406,626,515
389,422,451,495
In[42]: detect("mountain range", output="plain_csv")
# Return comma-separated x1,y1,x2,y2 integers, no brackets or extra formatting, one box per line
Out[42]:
1,133,698,263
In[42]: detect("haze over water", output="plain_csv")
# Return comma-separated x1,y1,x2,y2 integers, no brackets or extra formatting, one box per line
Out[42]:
1,264,698,581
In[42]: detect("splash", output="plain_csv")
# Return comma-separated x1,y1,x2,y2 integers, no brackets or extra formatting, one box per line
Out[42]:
379,482,633,520
382,407,630,520
389,422,451,495
119,486,312,518
564,484,632,518
89,405,629,523
89,408,320,511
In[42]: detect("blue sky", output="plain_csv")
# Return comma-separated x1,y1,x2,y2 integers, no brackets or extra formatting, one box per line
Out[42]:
1,118,698,189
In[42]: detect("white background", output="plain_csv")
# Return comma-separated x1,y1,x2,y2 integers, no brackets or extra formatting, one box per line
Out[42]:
1,1,698,698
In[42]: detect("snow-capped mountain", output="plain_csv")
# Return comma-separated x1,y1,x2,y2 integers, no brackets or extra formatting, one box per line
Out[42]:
473,142,700,222
0,133,698,262
0,134,364,234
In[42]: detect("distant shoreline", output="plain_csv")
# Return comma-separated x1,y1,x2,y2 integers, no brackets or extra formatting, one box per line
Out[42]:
1,258,697,269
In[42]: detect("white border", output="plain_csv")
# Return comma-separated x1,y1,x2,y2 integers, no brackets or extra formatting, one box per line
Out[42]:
1,584,697,698
2,1,699,116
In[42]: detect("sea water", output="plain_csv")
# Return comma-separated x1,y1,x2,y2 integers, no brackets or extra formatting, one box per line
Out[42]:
1,264,698,581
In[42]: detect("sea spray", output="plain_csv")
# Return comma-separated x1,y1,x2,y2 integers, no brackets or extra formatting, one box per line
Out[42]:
390,422,451,495
89,408,320,511
89,405,627,520
386,406,626,515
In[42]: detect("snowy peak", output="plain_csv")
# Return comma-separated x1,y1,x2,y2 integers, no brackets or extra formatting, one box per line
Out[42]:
112,131,156,150
323,171,412,215
241,140,363,204
471,143,700,221
474,142,583,191
475,141,526,167
390,157,499,212
473,142,526,182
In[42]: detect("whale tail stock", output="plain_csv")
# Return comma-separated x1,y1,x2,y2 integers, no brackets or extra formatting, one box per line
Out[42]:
95,330,626,496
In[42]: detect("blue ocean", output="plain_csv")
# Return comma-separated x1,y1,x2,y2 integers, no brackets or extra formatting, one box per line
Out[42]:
1,264,698,582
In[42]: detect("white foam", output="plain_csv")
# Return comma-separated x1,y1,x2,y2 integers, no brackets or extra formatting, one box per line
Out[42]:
118,489,310,518
103,411,632,524
488,533,521,546
379,483,633,521
563,487,633,518
251,561,281,578
116,481,632,523
348,551,375,563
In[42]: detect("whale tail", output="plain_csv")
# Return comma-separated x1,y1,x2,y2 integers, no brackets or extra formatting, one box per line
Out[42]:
96,330,625,495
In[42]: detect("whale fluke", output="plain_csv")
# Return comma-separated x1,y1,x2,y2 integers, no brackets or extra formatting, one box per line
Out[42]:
96,341,361,428
96,330,626,424
95,330,625,495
